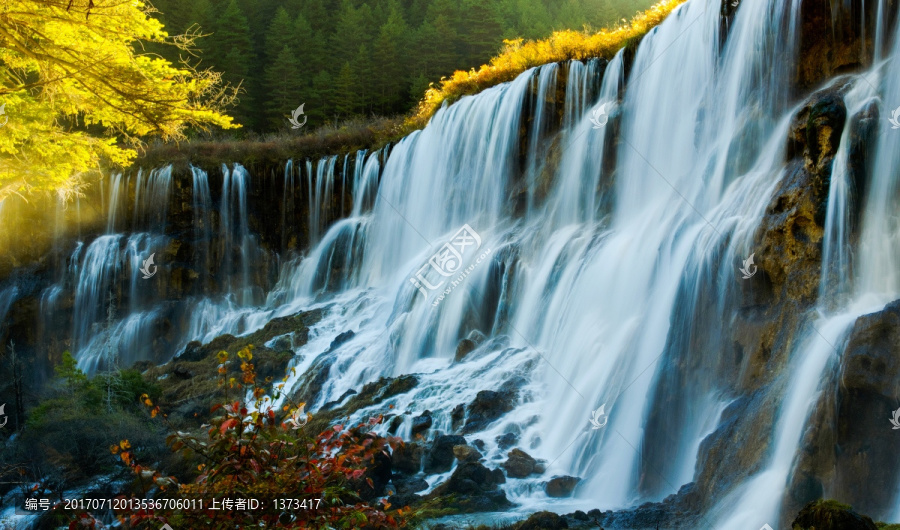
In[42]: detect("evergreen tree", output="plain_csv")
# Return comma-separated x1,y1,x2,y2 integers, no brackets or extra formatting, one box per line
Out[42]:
372,2,410,113
264,45,304,129
333,62,357,118
209,0,255,127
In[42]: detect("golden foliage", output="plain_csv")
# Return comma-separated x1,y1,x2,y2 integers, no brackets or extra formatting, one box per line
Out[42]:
0,0,237,201
406,0,686,130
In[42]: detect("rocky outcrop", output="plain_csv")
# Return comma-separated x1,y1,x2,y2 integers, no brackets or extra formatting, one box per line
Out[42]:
426,461,512,513
462,385,520,434
786,300,900,520
790,499,878,530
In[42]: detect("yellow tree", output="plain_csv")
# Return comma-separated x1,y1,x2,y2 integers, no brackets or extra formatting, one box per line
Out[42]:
0,0,237,201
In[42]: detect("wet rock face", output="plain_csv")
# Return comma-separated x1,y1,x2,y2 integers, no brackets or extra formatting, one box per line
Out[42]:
794,0,889,92
670,84,848,516
787,299,900,519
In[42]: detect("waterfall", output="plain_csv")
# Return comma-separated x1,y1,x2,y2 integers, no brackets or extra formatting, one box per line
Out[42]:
11,0,900,522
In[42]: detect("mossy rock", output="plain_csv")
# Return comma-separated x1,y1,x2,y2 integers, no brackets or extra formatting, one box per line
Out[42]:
791,499,877,530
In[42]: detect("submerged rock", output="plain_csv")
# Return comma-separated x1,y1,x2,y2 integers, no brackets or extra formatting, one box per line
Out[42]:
411,411,433,436
545,475,581,497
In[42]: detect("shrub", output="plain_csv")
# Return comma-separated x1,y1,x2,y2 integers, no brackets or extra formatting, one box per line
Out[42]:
105,347,409,529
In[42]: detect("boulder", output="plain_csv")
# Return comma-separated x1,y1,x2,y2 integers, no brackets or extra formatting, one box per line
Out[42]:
515,511,569,530
425,435,467,474
392,476,428,495
428,461,512,513
455,338,477,362
503,448,538,478
790,499,877,530
392,442,424,475
452,444,482,463
545,476,580,498
463,388,518,434
411,412,432,436
496,431,518,450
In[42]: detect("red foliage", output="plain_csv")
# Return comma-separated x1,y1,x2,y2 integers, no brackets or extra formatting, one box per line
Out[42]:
102,348,408,529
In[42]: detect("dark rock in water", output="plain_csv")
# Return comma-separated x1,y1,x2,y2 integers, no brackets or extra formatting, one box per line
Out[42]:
467,329,487,344
450,403,465,432
790,499,877,530
392,476,428,495
545,475,580,497
319,388,357,411
514,511,569,530
427,461,512,513
290,353,335,407
425,435,467,474
463,388,518,434
387,492,422,509
411,411,432,435
503,448,538,478
496,431,518,449
471,438,486,452
387,414,404,435
326,330,355,352
455,338,477,362
392,441,424,475
452,444,482,463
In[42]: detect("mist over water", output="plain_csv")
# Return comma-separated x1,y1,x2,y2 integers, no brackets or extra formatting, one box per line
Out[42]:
14,0,899,523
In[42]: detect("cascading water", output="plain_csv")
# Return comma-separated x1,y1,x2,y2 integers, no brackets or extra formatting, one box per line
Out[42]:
15,0,900,524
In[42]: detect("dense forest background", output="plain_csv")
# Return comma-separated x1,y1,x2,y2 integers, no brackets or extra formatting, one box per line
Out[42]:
148,0,656,133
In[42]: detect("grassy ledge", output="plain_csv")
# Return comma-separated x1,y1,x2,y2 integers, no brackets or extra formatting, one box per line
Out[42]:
405,0,688,130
